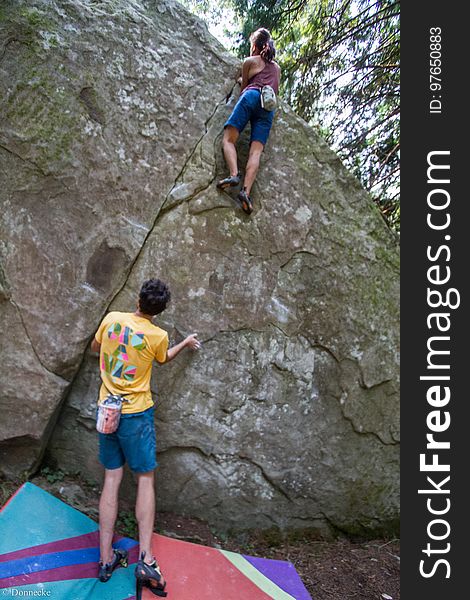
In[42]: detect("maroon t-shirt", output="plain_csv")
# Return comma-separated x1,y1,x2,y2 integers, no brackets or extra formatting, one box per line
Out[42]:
244,61,280,95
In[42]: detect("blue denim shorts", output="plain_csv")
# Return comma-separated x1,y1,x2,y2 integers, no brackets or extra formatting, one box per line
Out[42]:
224,88,275,145
98,407,157,473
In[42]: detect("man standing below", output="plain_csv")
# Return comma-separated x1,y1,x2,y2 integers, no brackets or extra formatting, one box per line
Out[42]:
91,278,200,595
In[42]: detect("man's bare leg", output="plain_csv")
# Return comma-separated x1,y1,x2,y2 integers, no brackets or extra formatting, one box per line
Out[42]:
135,471,156,563
99,467,123,564
220,126,240,179
243,141,264,196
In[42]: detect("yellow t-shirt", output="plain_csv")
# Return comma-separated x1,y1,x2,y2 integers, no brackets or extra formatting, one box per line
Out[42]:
94,311,169,414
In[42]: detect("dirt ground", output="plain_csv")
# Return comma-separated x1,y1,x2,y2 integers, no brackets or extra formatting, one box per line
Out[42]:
1,474,400,599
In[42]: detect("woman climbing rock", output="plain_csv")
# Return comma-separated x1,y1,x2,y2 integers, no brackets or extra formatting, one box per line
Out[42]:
217,28,281,214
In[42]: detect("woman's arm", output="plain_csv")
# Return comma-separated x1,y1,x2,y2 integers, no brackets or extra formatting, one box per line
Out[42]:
240,57,253,92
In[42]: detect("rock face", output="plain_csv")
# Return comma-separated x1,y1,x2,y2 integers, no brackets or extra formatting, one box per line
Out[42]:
0,0,399,535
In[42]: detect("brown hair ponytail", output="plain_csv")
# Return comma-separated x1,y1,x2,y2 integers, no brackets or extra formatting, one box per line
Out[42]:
250,28,276,62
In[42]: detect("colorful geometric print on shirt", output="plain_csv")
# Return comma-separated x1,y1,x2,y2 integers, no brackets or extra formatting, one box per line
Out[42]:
94,312,169,414
102,323,147,381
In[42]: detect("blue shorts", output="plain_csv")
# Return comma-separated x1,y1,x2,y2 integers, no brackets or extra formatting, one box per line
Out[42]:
224,88,275,146
98,407,157,473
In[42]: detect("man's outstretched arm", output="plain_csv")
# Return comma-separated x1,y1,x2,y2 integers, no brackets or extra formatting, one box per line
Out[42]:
165,333,200,363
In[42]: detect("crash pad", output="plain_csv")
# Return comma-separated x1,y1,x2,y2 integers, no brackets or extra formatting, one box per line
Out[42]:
0,483,312,599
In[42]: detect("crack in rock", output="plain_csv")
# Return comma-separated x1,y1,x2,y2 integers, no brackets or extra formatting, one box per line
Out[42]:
10,299,67,381
238,455,293,503
0,144,48,178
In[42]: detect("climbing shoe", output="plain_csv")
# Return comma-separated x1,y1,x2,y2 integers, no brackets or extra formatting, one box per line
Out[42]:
98,548,128,583
238,188,253,214
135,551,167,598
216,172,241,189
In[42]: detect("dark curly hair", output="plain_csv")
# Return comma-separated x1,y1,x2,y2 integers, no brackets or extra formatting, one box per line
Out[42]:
139,279,171,315
250,28,276,62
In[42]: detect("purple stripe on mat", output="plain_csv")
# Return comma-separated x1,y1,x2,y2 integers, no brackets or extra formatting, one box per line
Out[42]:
0,561,100,589
126,546,140,565
0,532,100,562
0,546,138,590
243,555,313,600
0,532,137,563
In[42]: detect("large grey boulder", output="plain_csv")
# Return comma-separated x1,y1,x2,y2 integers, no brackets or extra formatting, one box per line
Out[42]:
1,0,399,535
0,0,235,472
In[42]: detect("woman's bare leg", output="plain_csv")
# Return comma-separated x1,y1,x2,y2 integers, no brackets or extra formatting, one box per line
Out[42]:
243,141,264,196
221,126,240,178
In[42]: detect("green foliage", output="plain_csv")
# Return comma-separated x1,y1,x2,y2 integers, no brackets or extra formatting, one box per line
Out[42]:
40,466,67,484
117,510,138,539
180,0,237,41
229,0,400,230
